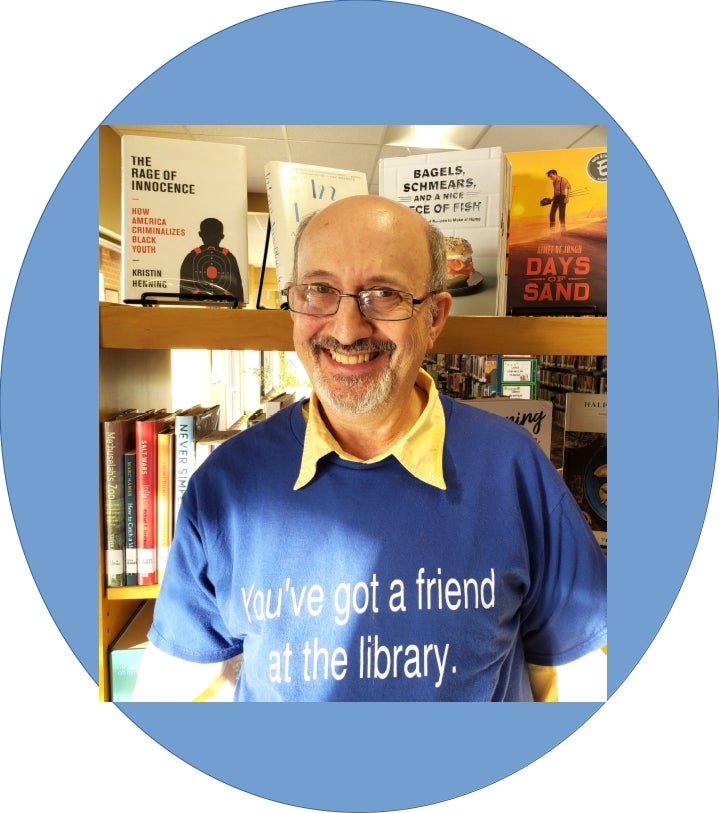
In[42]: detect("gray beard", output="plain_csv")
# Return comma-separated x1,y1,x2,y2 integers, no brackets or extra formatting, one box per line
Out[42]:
308,337,397,414
311,362,395,414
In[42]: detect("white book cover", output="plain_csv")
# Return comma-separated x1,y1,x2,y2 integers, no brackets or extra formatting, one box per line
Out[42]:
121,135,248,306
264,161,368,296
379,147,511,315
463,398,553,458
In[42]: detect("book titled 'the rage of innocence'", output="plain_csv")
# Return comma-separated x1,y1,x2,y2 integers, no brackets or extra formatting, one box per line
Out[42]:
265,161,369,297
379,147,511,316
505,146,607,316
121,135,249,307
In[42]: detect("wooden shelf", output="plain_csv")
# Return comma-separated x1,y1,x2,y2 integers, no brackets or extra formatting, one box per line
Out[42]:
100,303,607,356
106,585,160,601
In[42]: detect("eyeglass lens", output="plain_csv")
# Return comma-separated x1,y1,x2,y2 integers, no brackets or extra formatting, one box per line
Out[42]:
288,285,414,320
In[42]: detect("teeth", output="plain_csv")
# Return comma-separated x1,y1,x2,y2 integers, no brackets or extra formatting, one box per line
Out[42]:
329,350,375,365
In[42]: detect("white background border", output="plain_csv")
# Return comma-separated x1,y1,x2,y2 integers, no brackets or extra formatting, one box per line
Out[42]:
1,2,716,810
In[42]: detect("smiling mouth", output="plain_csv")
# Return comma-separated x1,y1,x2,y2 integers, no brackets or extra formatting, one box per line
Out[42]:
328,349,379,365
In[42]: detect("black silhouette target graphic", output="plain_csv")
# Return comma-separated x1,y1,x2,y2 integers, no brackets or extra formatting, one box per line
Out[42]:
179,228,244,303
185,245,235,294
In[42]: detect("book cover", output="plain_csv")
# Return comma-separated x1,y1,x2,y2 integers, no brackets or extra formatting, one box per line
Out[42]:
135,410,173,586
505,146,607,315
264,161,369,296
121,135,248,306
463,398,553,458
101,409,139,588
109,600,155,702
123,450,138,586
263,391,297,416
379,147,511,315
109,599,243,702
156,426,175,583
562,392,607,551
174,404,221,520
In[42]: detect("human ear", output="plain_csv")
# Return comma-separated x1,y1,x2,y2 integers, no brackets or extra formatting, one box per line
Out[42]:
426,292,452,349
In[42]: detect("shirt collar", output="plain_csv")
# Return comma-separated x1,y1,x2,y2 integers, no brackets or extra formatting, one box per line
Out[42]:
294,368,446,491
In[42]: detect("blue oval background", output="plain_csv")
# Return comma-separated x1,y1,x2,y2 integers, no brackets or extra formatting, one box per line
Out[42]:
1,2,716,811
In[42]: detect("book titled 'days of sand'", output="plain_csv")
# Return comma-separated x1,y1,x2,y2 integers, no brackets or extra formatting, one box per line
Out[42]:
505,146,607,315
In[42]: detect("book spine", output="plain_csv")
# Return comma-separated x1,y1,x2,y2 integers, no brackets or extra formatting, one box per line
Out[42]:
156,429,174,583
124,451,138,586
102,421,128,587
174,414,196,520
135,420,159,586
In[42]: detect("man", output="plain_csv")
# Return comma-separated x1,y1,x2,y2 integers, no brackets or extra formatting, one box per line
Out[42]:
134,195,606,701
546,169,572,232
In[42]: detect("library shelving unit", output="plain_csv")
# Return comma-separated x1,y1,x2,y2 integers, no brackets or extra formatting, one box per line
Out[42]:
98,302,607,700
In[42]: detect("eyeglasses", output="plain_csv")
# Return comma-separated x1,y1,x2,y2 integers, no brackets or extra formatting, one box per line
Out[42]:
282,283,438,321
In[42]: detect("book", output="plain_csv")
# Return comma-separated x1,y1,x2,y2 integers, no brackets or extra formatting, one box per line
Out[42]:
463,398,553,458
109,599,243,702
121,135,248,306
562,392,607,552
505,146,607,315
174,404,221,520
379,147,511,315
135,410,173,586
101,409,140,587
109,600,155,701
123,450,138,586
156,425,175,583
264,161,369,296
263,391,297,416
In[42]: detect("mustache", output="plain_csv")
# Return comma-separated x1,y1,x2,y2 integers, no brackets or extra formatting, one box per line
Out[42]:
310,337,397,355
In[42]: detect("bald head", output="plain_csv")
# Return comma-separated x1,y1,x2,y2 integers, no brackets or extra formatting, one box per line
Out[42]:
293,195,447,292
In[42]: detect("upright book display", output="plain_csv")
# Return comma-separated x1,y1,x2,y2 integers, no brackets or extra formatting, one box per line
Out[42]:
121,135,249,306
505,146,607,315
379,147,511,315
264,161,368,297
463,398,554,458
562,392,607,552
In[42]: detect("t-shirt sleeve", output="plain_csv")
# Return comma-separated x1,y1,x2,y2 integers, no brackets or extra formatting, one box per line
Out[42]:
148,479,244,664
520,485,608,667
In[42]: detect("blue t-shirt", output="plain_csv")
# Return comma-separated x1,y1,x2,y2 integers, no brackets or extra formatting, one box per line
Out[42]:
149,397,607,701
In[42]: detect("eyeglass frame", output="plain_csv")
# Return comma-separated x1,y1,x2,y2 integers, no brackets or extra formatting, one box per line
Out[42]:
281,282,441,322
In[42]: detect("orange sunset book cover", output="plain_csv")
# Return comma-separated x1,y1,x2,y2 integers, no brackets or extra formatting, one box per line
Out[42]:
505,146,607,315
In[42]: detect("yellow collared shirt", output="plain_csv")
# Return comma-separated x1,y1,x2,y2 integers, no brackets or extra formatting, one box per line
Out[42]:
294,368,446,490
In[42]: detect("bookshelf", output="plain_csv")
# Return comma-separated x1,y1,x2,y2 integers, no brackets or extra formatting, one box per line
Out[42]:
98,302,607,700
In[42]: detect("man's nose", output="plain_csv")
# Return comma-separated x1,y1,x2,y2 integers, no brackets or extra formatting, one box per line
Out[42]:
328,294,374,344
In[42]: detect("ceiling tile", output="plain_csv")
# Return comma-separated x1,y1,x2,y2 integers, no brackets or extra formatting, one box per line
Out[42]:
285,125,387,144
